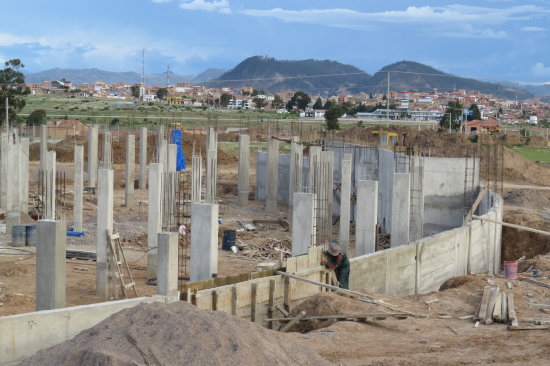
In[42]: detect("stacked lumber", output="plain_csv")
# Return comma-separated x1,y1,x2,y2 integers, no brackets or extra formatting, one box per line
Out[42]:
236,238,292,260
474,287,516,326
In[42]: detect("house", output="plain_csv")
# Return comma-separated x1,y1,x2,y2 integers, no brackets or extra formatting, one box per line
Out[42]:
462,118,501,134
46,120,89,138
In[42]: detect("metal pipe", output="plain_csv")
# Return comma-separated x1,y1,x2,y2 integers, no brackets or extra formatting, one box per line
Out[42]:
472,215,550,237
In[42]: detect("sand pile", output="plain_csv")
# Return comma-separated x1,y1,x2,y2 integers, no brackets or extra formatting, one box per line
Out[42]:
21,301,329,366
503,148,550,186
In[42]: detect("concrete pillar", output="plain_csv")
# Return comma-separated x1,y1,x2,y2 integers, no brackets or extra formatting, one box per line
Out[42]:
206,127,217,153
237,134,250,205
206,148,217,203
339,154,352,254
6,142,20,213
36,220,66,311
6,211,20,238
125,134,135,206
308,146,321,194
319,151,334,240
192,155,202,203
19,138,29,214
289,139,303,219
391,173,410,247
157,232,178,296
157,125,166,169
355,180,378,256
147,163,163,280
190,202,219,282
96,169,114,299
1,133,7,209
139,127,147,189
46,151,56,219
101,131,112,169
409,157,424,242
87,125,98,187
40,124,47,171
291,193,315,256
266,138,279,212
73,146,84,232
167,144,177,172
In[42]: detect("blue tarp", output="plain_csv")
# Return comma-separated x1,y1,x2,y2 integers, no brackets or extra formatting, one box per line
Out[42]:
171,129,186,170
67,231,85,237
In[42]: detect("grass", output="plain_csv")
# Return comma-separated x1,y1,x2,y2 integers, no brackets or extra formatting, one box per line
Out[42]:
509,145,550,163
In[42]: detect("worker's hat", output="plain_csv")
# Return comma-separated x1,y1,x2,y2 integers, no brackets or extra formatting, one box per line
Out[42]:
328,242,341,256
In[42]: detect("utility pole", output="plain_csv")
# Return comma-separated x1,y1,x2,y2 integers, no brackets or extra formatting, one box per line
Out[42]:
449,112,452,134
386,71,390,127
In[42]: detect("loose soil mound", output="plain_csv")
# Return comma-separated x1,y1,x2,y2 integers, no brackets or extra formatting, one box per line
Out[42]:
21,301,329,366
501,133,525,145
503,189,550,210
527,135,547,147
503,148,550,186
503,208,550,262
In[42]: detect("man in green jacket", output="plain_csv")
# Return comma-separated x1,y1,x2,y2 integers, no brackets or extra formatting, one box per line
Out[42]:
322,241,350,290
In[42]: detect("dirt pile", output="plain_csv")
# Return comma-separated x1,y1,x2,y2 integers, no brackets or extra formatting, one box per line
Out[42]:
503,208,550,262
500,133,525,145
527,135,547,147
503,189,550,210
502,147,550,186
21,301,329,366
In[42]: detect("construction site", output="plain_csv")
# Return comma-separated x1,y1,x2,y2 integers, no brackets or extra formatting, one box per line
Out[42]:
2,122,550,365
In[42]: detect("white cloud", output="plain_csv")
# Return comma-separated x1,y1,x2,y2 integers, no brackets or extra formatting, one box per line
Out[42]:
179,0,230,14
522,26,545,32
0,33,35,46
532,62,550,77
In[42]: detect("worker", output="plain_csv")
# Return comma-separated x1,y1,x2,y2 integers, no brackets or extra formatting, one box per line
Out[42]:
321,241,350,290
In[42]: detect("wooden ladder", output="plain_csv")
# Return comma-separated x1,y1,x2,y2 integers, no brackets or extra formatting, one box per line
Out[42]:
107,229,138,299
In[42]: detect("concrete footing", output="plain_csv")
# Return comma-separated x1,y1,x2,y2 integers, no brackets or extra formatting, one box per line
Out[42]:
237,134,250,205
157,232,178,296
190,202,219,282
96,169,114,299
355,180,378,256
36,220,66,311
291,193,315,256
391,173,410,247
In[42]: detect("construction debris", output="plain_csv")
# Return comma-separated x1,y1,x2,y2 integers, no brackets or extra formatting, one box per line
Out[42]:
236,238,292,260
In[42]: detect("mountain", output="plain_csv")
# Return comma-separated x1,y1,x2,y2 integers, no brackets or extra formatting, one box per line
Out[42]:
192,68,228,82
207,56,372,95
492,80,550,97
24,68,194,86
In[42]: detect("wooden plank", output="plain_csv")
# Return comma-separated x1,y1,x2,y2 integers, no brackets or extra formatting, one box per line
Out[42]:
212,290,218,311
521,318,550,324
283,276,291,313
519,277,550,289
231,285,237,316
296,255,309,273
528,303,550,310
501,292,508,323
251,283,257,323
476,287,491,321
266,312,411,322
493,290,502,321
268,279,275,329
274,304,289,317
508,293,519,327
485,287,500,325
280,311,306,332
508,325,550,331
464,186,488,223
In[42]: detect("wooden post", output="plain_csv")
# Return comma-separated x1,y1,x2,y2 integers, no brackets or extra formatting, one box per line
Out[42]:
212,290,218,311
284,276,291,313
191,289,197,306
231,285,237,316
268,279,275,329
280,311,306,333
251,283,257,323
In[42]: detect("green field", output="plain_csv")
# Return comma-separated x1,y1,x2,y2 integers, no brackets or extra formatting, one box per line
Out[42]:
509,146,550,163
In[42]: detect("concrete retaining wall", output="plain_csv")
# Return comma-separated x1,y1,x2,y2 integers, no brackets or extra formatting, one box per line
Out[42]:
0,295,177,365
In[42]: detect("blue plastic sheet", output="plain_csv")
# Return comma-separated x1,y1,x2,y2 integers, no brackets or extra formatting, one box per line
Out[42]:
67,231,85,237
171,129,186,170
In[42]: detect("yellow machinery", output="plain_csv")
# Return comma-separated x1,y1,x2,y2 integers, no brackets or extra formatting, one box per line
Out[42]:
370,131,399,146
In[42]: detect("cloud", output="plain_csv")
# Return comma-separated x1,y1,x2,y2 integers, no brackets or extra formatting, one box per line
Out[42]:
0,33,35,46
522,26,545,32
179,0,230,14
532,62,550,77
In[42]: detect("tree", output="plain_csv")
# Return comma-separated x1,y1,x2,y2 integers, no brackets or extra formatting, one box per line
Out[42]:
323,99,336,110
272,94,284,110
220,93,232,107
468,103,481,121
130,85,141,99
286,91,311,111
439,101,463,131
325,105,343,131
312,97,323,109
253,97,267,110
0,59,30,125
27,109,47,126
156,88,168,101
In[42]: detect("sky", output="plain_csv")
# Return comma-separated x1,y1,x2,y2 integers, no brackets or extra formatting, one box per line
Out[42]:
1,0,549,84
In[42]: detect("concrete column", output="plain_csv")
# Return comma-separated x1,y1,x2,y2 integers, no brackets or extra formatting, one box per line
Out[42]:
266,138,279,212
339,154,352,254
190,202,219,282
73,146,84,232
391,173,410,247
157,125,166,169
157,232,178,296
6,211,20,238
6,142,20,212
147,163,163,280
87,125,98,188
206,148,217,203
101,131,112,169
319,151,334,240
40,124,47,171
46,151,56,219
206,127,217,153
125,134,135,206
167,144,177,172
96,169,114,299
355,180,378,256
289,139,303,219
192,155,202,203
409,157,424,242
36,220,66,311
1,133,7,209
291,193,315,256
237,134,250,205
308,146,321,194
19,138,29,214
139,127,147,189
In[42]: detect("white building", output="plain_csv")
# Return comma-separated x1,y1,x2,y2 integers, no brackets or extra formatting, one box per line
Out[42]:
530,115,538,124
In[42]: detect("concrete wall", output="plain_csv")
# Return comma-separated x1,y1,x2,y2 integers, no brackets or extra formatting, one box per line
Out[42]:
0,296,177,365
255,151,291,205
